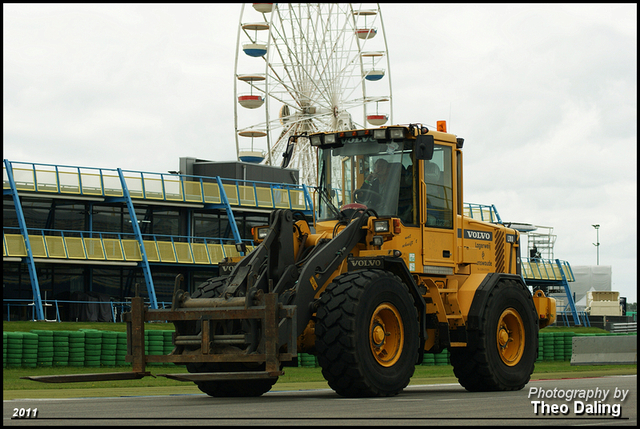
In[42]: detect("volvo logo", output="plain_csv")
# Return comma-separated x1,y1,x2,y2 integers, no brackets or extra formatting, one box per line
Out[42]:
219,264,235,275
343,136,376,145
464,229,493,241
348,258,383,270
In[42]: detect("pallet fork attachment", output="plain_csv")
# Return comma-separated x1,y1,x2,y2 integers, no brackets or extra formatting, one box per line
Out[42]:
22,280,295,384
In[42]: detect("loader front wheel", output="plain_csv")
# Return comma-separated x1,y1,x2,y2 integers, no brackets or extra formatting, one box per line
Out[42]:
450,278,538,392
186,362,278,397
315,270,419,397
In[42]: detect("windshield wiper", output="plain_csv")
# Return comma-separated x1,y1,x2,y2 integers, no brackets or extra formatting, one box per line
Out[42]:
316,163,342,220
317,186,341,219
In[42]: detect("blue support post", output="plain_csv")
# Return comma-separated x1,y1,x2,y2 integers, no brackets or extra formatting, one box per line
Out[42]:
215,176,243,244
117,168,158,309
3,160,44,320
555,259,580,326
490,204,502,223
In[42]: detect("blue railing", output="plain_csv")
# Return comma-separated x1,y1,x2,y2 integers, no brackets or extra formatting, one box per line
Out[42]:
3,227,255,264
3,160,313,212
463,202,502,223
520,257,575,282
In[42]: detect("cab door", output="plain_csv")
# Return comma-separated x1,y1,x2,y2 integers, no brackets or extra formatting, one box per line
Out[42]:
421,142,456,272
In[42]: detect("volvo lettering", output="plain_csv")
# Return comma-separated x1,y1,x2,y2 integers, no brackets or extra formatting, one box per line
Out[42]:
464,230,493,241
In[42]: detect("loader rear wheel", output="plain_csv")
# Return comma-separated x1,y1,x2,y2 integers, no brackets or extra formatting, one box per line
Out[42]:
184,276,278,397
496,308,525,366
450,278,538,392
315,270,419,397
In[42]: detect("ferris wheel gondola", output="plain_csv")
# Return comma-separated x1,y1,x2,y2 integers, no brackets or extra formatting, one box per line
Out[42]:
233,3,393,186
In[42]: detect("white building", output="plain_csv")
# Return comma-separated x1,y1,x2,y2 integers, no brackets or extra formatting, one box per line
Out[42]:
552,265,612,312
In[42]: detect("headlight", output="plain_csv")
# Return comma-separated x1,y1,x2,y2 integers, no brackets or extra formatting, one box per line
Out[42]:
371,235,384,247
373,128,387,141
389,127,405,141
309,132,338,147
253,226,269,241
310,134,323,147
373,220,390,233
324,133,337,145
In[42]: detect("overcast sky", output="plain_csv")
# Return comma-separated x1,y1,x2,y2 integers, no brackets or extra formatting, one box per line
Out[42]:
3,4,637,302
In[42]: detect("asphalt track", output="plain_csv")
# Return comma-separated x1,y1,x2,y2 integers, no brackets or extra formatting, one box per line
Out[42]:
4,375,636,426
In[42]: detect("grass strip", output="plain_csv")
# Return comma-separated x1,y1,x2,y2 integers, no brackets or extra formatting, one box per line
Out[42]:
4,321,636,399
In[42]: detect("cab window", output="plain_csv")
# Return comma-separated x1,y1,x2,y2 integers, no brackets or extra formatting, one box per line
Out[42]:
424,145,453,228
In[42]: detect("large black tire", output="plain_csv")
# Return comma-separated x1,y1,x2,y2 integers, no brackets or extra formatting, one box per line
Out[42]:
315,270,419,397
190,276,228,299
450,278,538,391
185,277,278,397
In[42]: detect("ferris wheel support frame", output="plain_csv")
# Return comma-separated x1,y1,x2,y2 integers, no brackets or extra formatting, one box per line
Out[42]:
233,3,393,186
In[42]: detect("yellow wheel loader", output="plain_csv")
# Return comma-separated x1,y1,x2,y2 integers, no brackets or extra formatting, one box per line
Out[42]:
24,123,556,398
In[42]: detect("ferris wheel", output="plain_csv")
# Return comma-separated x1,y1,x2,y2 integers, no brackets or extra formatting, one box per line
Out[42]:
233,3,393,187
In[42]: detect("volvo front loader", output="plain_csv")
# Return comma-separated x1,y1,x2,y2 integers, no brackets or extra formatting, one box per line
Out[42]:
25,123,556,398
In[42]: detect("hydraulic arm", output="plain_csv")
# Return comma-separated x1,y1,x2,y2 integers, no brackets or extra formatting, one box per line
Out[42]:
23,209,370,384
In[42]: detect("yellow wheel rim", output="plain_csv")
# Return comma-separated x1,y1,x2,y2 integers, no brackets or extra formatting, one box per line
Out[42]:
369,303,404,367
496,308,525,366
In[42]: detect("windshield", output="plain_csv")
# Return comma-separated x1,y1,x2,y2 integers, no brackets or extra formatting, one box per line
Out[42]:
317,137,415,224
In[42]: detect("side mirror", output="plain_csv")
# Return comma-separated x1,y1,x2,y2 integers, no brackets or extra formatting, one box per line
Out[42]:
281,140,295,168
415,134,434,160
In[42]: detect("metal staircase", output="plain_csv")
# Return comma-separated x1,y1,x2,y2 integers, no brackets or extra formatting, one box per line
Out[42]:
521,258,587,326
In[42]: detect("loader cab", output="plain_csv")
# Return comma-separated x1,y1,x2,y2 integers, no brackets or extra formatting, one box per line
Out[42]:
317,148,414,222
313,126,427,223
311,125,457,225
310,124,462,271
